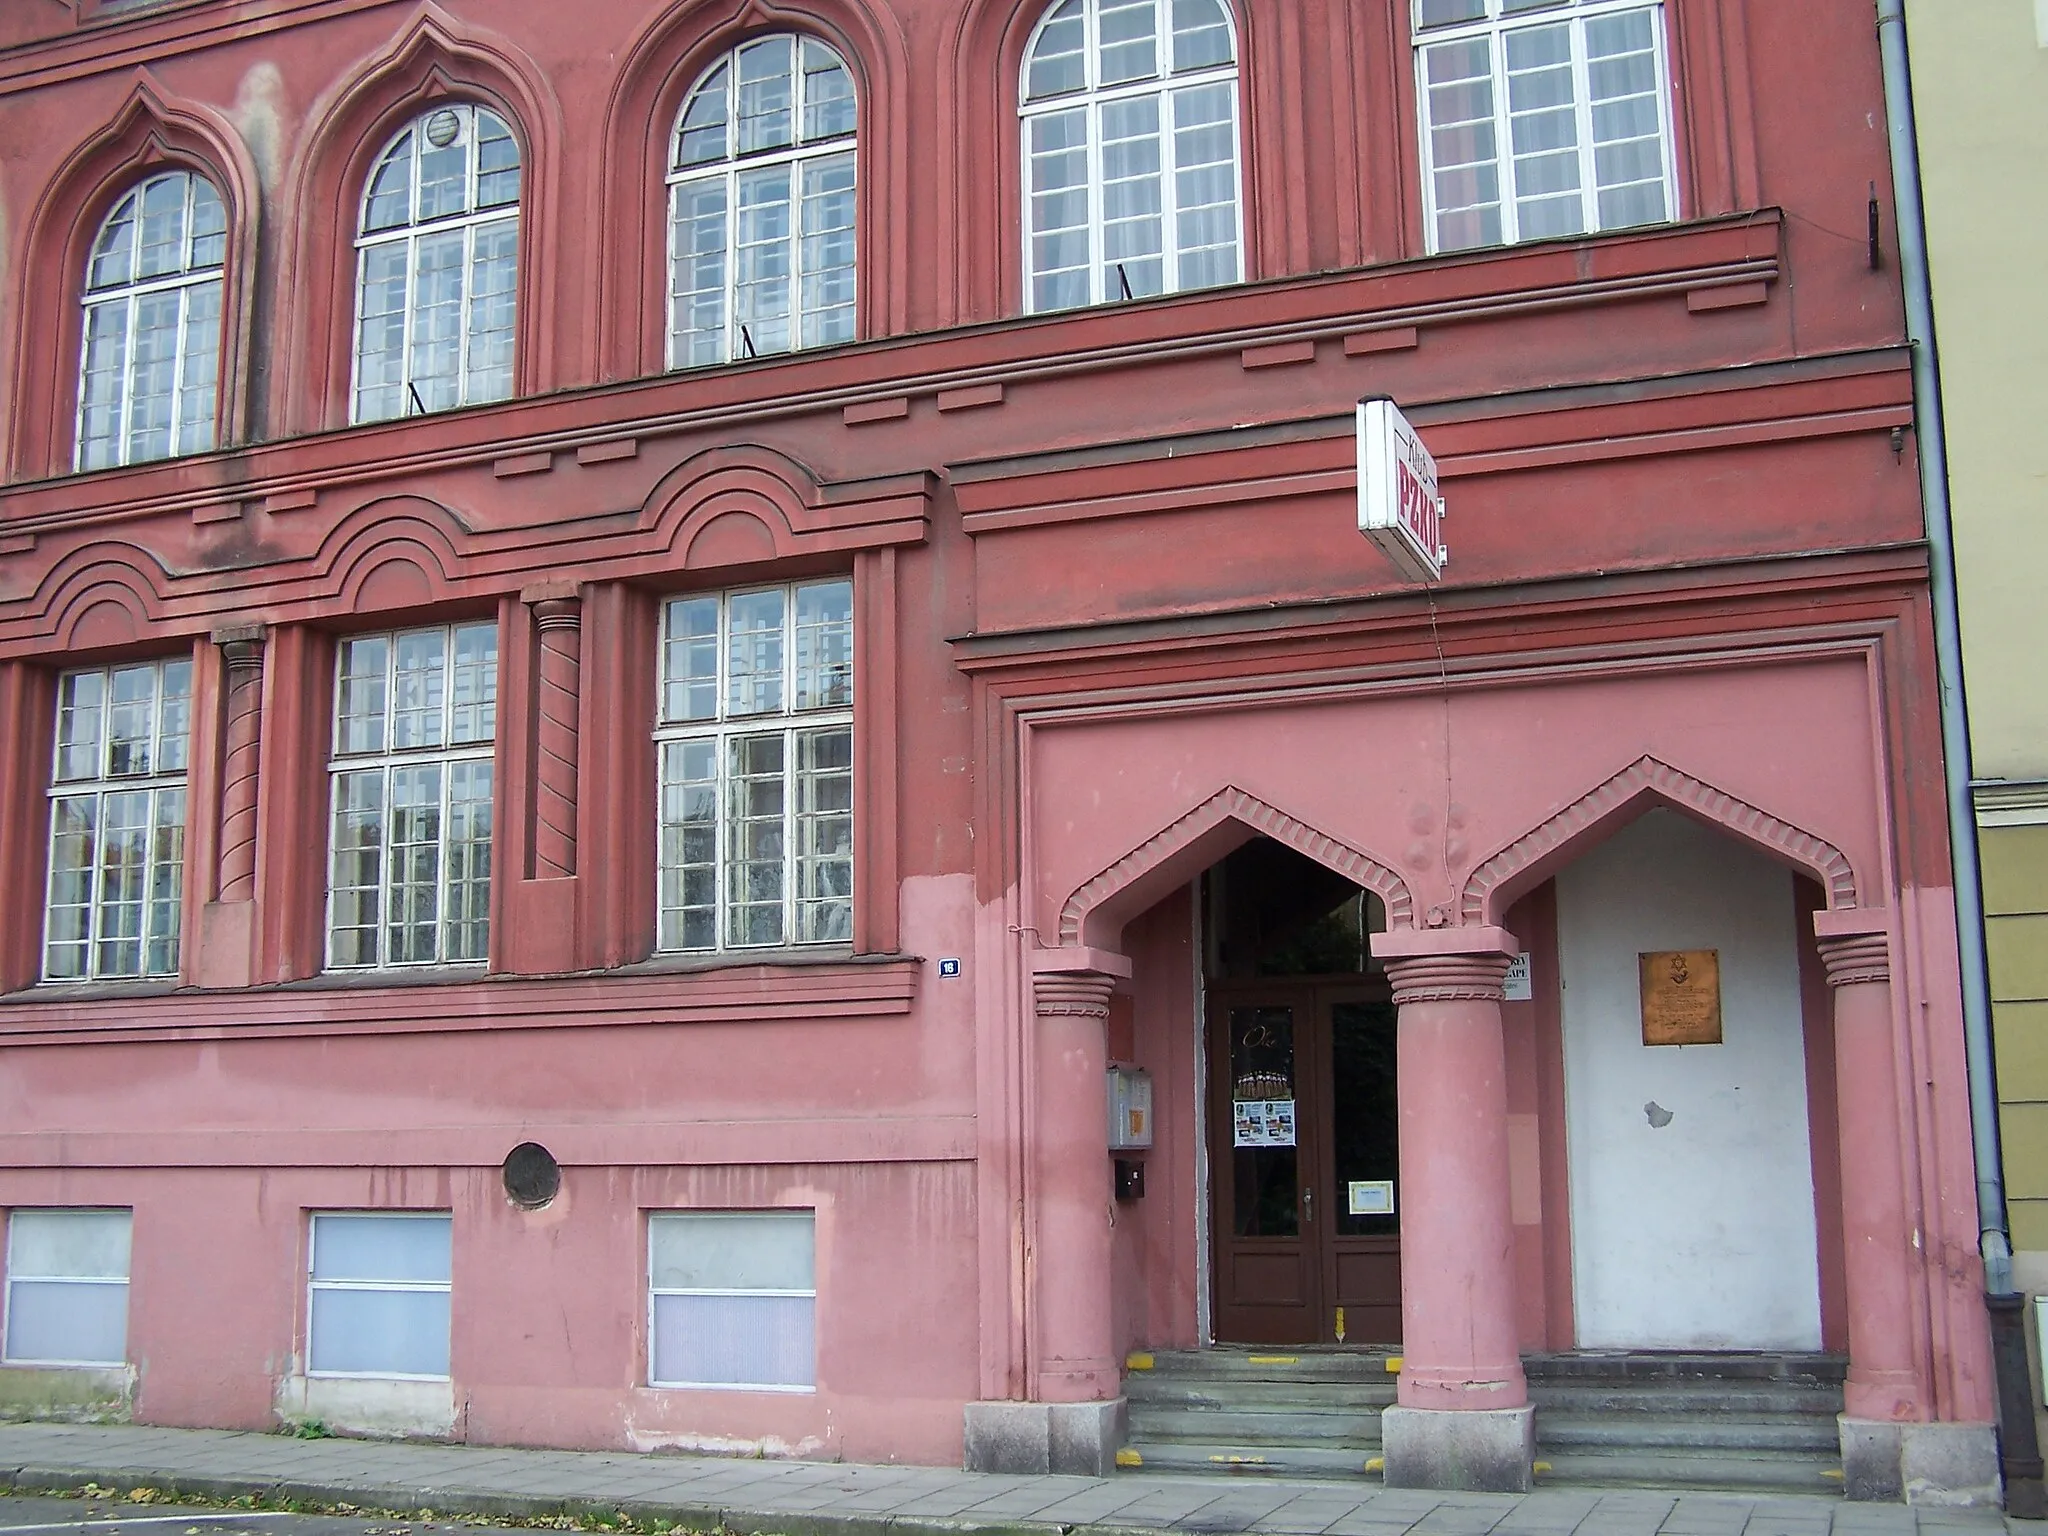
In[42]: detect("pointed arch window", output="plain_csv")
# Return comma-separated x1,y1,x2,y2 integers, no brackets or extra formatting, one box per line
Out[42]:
75,171,225,471
667,36,859,369
352,104,521,424
1020,0,1242,314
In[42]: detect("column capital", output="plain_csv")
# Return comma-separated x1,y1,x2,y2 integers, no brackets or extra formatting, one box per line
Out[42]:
1029,947,1128,1019
532,596,582,632
1383,951,1514,1006
1818,932,1890,987
213,625,266,670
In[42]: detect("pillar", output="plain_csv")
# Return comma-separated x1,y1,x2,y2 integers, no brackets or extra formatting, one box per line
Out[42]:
196,625,264,988
963,946,1130,1477
1818,919,1994,1503
531,595,581,879
1371,925,1534,1493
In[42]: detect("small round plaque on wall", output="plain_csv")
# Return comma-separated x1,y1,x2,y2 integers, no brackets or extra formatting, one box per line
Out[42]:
502,1141,562,1210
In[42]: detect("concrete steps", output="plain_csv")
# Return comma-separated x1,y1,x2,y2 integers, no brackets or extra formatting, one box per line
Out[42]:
1117,1347,1848,1493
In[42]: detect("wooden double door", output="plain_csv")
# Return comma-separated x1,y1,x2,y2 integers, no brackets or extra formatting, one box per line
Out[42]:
1208,982,1403,1345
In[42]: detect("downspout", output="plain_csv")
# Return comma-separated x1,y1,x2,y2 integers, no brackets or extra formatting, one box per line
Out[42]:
1874,1,2043,1513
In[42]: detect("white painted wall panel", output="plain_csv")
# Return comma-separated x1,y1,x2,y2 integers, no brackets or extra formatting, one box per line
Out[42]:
1556,809,1822,1349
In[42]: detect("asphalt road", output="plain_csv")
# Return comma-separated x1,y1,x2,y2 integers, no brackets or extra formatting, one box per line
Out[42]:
0,1497,579,1536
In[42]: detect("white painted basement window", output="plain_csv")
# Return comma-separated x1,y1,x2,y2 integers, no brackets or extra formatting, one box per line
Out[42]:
1020,0,1243,312
307,1213,452,1379
655,581,852,952
649,1211,815,1390
3,1209,132,1366
326,623,497,970
44,657,191,982
1414,0,1676,253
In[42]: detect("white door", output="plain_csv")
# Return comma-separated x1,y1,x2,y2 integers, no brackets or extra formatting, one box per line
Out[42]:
1555,809,1823,1350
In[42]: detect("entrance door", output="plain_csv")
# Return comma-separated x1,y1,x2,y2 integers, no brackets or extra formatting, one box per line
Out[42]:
1208,983,1402,1345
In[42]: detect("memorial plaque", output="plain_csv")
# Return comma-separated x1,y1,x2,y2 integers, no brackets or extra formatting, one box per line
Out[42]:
1639,949,1722,1046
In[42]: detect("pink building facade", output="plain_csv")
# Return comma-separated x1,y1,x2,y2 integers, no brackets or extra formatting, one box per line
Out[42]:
0,0,1999,1503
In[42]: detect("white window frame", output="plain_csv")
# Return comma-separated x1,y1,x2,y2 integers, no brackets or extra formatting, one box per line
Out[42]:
325,621,497,971
74,170,226,471
666,35,860,369
43,657,191,983
1413,0,1679,254
1019,0,1245,313
305,1211,452,1382
2,1208,132,1368
350,104,522,424
647,1210,816,1393
654,580,854,954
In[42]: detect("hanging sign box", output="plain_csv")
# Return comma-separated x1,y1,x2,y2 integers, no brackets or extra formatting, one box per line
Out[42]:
1357,397,1447,583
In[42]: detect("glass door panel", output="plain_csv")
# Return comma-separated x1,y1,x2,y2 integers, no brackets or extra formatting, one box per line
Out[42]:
1229,1005,1298,1237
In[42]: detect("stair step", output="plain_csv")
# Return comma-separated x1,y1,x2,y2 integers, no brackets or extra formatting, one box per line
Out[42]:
1534,1450,1844,1495
1129,1405,1383,1447
1528,1383,1842,1416
1524,1352,1847,1385
1128,1378,1399,1410
1536,1412,1839,1453
1120,1440,1379,1480
1131,1350,1403,1385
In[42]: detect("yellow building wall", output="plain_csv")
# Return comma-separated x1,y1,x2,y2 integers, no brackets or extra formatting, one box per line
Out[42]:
1908,1,2048,1295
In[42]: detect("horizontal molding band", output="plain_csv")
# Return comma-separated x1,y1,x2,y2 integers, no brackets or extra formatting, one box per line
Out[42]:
0,1115,976,1171
0,959,921,1047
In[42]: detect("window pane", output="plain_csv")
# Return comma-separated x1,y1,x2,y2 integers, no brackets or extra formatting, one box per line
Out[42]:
727,731,787,946
650,1212,814,1290
1171,0,1233,71
1026,0,1088,100
312,1214,451,1283
1098,0,1161,85
734,167,795,358
652,1293,813,1388
668,177,732,368
662,597,721,722
801,41,857,143
309,1287,451,1377
799,155,858,350
737,36,796,154
448,623,499,745
390,630,447,751
727,589,787,716
4,1280,128,1365
55,671,107,782
793,581,853,710
10,1210,131,1279
676,63,731,168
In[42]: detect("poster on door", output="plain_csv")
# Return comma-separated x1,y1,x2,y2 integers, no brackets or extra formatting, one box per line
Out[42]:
1233,1098,1297,1147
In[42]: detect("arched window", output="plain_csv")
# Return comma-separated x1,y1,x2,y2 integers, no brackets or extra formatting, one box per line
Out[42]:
352,104,521,424
667,35,858,369
1020,0,1241,314
75,171,225,471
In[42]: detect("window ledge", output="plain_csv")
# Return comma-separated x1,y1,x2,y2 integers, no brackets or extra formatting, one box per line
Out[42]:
0,953,922,1045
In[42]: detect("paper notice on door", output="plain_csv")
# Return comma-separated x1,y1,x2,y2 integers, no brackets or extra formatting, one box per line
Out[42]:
1233,1098,1297,1147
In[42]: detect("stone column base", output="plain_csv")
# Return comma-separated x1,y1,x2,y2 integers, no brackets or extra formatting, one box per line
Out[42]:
1382,1404,1535,1493
963,1398,1128,1476
1840,1418,2001,1505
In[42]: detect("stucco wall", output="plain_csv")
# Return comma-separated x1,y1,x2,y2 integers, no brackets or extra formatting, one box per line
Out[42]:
1556,810,1822,1350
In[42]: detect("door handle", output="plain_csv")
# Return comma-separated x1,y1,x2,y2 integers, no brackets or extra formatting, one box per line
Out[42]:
1303,1185,1313,1224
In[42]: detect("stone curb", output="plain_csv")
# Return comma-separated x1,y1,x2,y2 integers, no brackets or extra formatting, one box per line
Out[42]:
0,1465,1162,1536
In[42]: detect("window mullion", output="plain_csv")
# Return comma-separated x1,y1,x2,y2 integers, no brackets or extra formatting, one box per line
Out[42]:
1572,15,1598,234
1492,25,1517,246
725,166,742,362
1161,83,1181,294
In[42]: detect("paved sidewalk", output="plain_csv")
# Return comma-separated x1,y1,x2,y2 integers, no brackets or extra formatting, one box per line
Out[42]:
0,1424,2018,1536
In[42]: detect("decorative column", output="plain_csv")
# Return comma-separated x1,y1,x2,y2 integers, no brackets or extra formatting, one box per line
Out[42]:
1371,925,1533,1493
965,946,1131,1477
530,594,581,879
1817,918,1948,1501
215,627,265,902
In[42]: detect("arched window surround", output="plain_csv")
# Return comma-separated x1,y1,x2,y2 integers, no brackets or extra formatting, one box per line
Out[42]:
273,6,559,437
7,77,259,482
595,0,908,382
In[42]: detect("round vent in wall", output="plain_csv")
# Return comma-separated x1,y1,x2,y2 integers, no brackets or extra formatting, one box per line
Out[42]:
503,1141,562,1210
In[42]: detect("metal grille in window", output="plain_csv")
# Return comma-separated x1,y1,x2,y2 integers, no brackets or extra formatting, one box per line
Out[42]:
655,580,853,952
326,623,497,969
1413,0,1675,254
44,658,191,982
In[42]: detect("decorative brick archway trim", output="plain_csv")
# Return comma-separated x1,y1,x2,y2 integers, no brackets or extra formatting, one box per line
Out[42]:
1457,754,1859,925
1058,785,1413,947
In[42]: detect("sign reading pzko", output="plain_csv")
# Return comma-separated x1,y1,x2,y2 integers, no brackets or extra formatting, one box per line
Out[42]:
1357,397,1447,583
